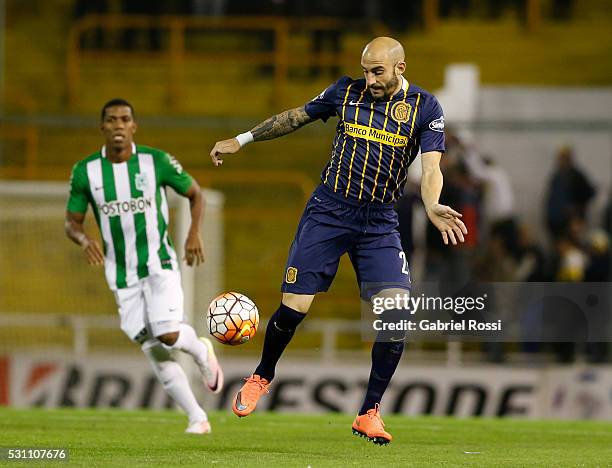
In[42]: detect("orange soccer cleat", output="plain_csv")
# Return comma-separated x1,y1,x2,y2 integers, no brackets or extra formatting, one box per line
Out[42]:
351,404,392,445
232,374,270,417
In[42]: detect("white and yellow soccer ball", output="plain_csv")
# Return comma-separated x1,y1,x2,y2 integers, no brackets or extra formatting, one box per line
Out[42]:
207,292,259,345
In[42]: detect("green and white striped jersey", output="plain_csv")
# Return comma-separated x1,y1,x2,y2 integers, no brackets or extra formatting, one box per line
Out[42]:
67,143,193,290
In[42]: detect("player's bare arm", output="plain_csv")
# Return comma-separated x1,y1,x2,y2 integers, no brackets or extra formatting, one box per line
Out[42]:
64,211,105,265
250,105,313,141
182,180,205,266
420,151,468,246
209,106,314,166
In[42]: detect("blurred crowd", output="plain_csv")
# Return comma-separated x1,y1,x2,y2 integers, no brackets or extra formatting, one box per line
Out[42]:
395,131,611,363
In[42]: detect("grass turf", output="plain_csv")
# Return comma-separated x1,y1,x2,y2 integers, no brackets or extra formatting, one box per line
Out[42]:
1,408,611,466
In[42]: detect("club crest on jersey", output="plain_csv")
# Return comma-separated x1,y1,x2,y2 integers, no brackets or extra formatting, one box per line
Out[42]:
135,173,148,192
285,267,298,284
391,102,412,123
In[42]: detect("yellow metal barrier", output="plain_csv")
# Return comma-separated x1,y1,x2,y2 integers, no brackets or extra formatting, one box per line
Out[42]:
423,0,541,31
66,15,388,111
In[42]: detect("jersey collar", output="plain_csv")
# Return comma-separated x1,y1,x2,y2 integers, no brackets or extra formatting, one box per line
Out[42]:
394,76,408,98
387,76,408,101
101,142,136,158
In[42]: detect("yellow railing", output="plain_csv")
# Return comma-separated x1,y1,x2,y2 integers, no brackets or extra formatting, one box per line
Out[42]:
65,3,545,110
66,15,388,111
422,0,542,32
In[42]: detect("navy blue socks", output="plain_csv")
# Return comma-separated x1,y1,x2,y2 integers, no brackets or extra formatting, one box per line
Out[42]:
359,339,405,415
254,303,306,382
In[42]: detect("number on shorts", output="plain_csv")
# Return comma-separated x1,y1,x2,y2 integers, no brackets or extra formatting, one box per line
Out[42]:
398,251,410,276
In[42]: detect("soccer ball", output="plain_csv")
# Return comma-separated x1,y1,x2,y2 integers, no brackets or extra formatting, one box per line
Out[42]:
207,292,259,345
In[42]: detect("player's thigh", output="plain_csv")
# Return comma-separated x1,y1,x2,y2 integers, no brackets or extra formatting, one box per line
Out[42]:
143,269,184,335
350,230,411,300
282,292,315,313
113,284,148,343
370,287,411,342
281,199,354,296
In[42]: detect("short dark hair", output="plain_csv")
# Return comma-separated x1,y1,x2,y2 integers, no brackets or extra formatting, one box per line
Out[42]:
101,98,135,121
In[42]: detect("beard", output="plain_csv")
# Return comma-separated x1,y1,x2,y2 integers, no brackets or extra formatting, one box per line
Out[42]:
369,75,400,101
383,75,400,98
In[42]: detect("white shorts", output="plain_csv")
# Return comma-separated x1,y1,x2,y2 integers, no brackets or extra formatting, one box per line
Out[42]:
113,270,184,342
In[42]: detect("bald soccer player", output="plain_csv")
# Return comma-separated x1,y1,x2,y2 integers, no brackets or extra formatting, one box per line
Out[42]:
210,37,467,444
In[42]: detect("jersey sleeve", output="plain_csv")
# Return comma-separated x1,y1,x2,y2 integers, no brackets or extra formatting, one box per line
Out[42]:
304,76,350,122
157,152,193,194
417,94,446,154
66,162,90,213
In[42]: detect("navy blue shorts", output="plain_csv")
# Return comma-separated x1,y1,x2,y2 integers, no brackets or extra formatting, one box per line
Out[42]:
281,184,411,300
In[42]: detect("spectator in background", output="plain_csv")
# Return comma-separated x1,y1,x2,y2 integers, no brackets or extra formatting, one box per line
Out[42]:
472,228,515,363
548,216,588,363
425,133,480,284
545,146,596,239
516,224,550,357
585,229,611,283
554,217,588,282
463,148,518,257
513,224,547,282
425,146,458,281
584,229,611,363
604,192,612,239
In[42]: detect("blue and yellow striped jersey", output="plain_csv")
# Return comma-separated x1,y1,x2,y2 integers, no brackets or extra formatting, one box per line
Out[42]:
305,76,445,204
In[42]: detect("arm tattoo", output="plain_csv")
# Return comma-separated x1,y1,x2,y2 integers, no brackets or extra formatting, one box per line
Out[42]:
250,106,314,141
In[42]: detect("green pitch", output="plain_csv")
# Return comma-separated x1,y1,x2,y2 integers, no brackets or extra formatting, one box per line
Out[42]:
1,408,611,467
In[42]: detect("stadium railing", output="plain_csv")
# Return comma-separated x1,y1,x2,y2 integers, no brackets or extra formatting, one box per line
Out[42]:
0,312,473,364
66,14,388,111
0,313,358,361
422,0,542,32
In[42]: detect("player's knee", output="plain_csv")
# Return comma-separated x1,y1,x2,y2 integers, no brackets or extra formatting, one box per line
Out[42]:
141,339,172,365
282,293,314,314
141,339,177,386
377,308,409,343
156,331,179,346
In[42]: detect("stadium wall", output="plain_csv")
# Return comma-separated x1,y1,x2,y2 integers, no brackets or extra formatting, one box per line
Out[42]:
2,354,611,420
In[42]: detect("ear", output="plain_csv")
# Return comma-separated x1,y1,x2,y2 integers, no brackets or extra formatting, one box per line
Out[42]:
396,61,406,75
132,122,138,134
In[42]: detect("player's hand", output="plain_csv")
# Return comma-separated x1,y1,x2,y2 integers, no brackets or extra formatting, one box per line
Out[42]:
82,238,105,266
426,203,468,246
210,138,241,167
184,231,205,266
